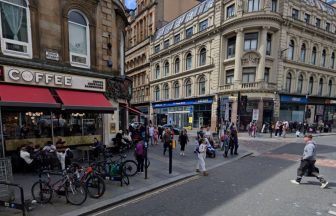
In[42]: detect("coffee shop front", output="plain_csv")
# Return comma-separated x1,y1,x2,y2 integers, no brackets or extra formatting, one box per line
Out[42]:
0,65,117,156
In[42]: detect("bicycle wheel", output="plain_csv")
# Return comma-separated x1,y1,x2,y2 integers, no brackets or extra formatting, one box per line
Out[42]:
122,174,129,186
31,181,52,204
65,180,87,205
122,160,138,177
86,174,106,199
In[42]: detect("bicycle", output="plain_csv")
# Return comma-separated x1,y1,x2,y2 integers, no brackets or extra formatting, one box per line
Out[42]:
31,169,87,205
117,146,150,177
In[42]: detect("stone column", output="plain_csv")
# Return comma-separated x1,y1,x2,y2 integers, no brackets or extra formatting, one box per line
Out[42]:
257,99,264,130
234,29,244,84
257,27,268,82
231,98,238,126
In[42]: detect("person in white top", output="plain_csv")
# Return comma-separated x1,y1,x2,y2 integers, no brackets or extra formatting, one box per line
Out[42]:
149,125,154,146
20,146,33,165
196,138,208,176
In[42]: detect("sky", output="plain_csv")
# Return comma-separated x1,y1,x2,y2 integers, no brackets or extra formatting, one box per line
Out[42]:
125,0,137,9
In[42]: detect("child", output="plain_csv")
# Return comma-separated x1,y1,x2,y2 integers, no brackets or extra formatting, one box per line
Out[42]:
222,131,230,158
196,138,208,176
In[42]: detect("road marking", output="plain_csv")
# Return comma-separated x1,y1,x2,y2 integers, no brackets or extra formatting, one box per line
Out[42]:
328,210,336,215
332,204,336,207
90,175,200,216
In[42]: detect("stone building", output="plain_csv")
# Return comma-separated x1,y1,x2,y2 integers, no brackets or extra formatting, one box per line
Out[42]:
0,0,130,156
149,0,336,131
125,0,200,121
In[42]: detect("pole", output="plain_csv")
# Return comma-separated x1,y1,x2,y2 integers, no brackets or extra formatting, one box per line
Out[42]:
144,116,148,179
169,143,172,174
51,111,55,145
237,91,241,132
0,107,5,158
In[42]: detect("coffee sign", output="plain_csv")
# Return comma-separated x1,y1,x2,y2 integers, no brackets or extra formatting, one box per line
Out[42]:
3,66,106,92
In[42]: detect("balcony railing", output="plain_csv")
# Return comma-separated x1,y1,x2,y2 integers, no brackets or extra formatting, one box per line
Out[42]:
220,84,233,91
241,82,258,89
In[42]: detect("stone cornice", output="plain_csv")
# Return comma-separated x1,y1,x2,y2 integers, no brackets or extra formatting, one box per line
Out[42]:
283,59,336,76
126,62,150,75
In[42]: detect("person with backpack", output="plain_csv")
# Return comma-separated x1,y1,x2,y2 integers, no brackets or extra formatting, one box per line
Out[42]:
178,128,189,156
162,128,172,156
135,140,145,173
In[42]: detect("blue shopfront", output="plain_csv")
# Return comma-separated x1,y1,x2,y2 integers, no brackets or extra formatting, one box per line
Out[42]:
152,97,213,129
279,95,307,122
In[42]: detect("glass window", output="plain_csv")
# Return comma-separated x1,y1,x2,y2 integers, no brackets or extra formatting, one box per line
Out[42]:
174,34,180,43
316,18,321,28
226,70,234,84
321,49,326,67
186,53,192,70
163,84,169,99
155,65,160,78
164,61,169,76
154,86,160,101
174,58,180,74
308,77,314,95
199,19,208,32
185,79,192,97
198,77,206,95
288,40,294,60
164,39,169,48
174,82,180,99
331,52,335,69
311,47,317,65
248,0,260,12
326,22,331,32
199,48,206,66
0,0,32,57
264,68,270,82
328,80,333,97
242,67,256,83
186,27,193,38
227,4,235,18
297,75,303,94
227,36,236,58
266,33,272,55
318,78,323,96
304,13,310,23
286,73,292,92
68,10,90,68
244,32,258,51
300,43,306,62
292,8,299,20
154,44,160,53
271,0,277,12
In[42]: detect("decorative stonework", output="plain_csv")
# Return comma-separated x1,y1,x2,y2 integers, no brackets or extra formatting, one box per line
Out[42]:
241,52,260,65
105,78,132,100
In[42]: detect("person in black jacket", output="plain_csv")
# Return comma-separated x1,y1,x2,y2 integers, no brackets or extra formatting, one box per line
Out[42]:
179,129,189,156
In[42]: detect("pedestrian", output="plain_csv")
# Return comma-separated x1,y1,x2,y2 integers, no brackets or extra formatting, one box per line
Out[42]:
290,134,328,188
269,122,274,138
162,128,172,156
283,121,289,138
222,131,230,158
196,138,208,176
153,126,159,145
230,128,239,155
149,124,154,146
178,128,189,156
134,140,145,173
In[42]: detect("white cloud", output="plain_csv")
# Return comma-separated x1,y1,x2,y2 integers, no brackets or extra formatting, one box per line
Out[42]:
125,0,136,9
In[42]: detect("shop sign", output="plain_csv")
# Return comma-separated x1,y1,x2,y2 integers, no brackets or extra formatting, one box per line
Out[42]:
280,95,307,104
2,66,105,92
252,109,259,121
45,50,59,61
153,98,213,108
188,117,193,123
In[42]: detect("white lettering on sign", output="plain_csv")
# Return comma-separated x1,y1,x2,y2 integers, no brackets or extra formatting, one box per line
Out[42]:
8,69,20,80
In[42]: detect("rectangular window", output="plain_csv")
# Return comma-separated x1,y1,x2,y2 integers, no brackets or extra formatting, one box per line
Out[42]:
292,8,299,20
227,36,236,58
174,34,180,43
248,0,260,12
266,33,272,55
242,67,256,83
244,32,258,51
316,18,321,28
326,22,331,32
264,68,270,82
154,44,160,53
271,0,277,12
226,70,234,84
226,4,235,18
186,27,193,38
199,19,208,32
164,39,169,49
304,13,310,24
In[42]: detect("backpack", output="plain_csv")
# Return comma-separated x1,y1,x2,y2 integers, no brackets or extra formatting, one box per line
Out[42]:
163,132,172,144
135,142,144,156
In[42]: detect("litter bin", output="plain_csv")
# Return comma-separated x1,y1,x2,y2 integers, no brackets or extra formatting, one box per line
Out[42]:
0,157,14,201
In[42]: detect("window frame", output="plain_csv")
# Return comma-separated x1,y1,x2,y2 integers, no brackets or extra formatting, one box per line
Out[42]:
316,18,321,28
225,69,234,84
292,8,299,20
185,79,192,97
154,86,160,101
163,39,170,49
318,78,323,96
226,4,235,18
328,80,333,97
266,33,272,55
321,49,326,67
326,22,331,32
304,13,310,24
185,53,192,70
308,77,314,95
227,36,236,58
155,64,160,79
198,76,206,95
173,82,180,99
300,43,306,62
288,40,295,60
244,32,258,51
163,84,169,99
174,34,180,44
311,47,317,65
174,57,180,74
154,44,160,53
264,67,270,82
297,75,303,94
242,67,256,83
248,0,260,12
286,73,292,93
271,0,277,12
164,61,169,76
199,19,208,32
199,48,206,66
331,52,335,69
186,27,193,39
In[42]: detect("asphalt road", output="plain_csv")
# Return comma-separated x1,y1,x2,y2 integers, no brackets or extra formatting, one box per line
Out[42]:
88,140,336,216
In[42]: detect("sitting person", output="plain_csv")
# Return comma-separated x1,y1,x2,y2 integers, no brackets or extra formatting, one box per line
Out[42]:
20,145,37,171
92,137,104,158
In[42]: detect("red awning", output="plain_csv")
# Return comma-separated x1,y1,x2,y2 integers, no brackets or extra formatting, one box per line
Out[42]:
120,104,145,116
0,84,59,108
55,89,115,112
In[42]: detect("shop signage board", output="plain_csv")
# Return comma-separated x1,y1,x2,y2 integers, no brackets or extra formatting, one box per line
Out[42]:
252,109,259,121
45,50,60,61
188,117,193,123
2,66,106,92
280,95,307,104
153,98,213,108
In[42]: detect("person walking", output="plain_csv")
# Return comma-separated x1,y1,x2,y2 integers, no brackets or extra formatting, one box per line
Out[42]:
153,126,159,146
269,122,274,138
290,134,328,188
162,128,172,156
134,140,145,173
196,138,208,176
230,128,239,155
222,131,230,158
149,125,154,146
275,121,280,137
178,129,189,156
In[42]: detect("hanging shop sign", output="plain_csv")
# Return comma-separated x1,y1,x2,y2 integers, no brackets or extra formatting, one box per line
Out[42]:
2,66,106,92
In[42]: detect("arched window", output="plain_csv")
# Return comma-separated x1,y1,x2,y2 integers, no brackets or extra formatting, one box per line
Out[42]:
173,82,180,99
328,80,333,97
321,49,326,67
155,65,160,78
288,40,295,60
164,61,169,76
300,43,306,62
186,53,192,70
198,76,206,95
331,52,335,69
199,48,206,66
0,0,32,58
185,79,192,97
174,58,180,74
68,10,90,68
154,86,160,101
308,76,314,95
311,47,317,65
318,78,323,96
286,73,292,92
163,84,169,99
297,74,303,94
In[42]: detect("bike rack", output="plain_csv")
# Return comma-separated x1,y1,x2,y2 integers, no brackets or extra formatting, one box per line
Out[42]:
0,181,26,216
